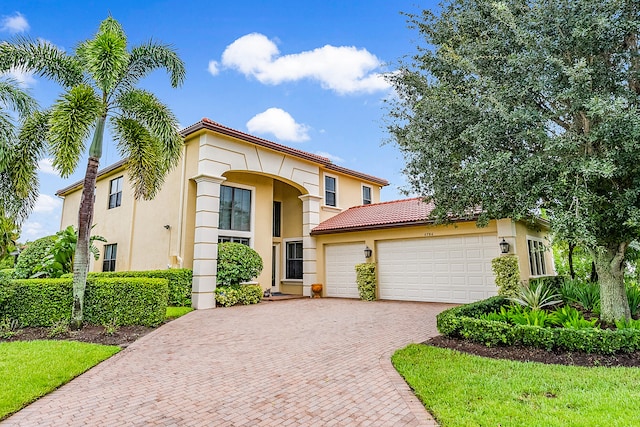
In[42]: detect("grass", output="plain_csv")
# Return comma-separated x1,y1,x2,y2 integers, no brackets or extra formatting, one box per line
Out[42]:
166,306,193,319
0,340,120,420
392,344,640,427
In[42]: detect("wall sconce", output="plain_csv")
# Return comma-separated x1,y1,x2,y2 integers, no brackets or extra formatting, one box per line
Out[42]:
164,224,171,230
364,246,373,258
499,238,510,254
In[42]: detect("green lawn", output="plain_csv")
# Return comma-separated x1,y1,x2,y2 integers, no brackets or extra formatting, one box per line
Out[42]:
0,341,120,420
393,344,640,427
166,306,193,319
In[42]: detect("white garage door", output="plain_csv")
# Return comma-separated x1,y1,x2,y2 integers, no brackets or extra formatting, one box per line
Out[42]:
325,242,364,298
377,235,498,303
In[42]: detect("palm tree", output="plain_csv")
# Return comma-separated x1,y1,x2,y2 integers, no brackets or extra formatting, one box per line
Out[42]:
0,17,185,328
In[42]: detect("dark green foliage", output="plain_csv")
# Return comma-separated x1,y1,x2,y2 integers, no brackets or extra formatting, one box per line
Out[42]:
626,282,640,318
214,284,262,307
355,263,376,301
529,276,566,293
217,243,263,286
561,280,600,311
438,298,640,354
491,256,520,297
35,225,106,278
81,269,192,306
13,236,55,279
1,277,167,327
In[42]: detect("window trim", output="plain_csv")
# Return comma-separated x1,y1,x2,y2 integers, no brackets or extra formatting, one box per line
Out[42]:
527,236,547,277
362,184,372,205
218,183,255,246
108,176,123,209
283,238,303,281
324,174,338,208
102,243,117,272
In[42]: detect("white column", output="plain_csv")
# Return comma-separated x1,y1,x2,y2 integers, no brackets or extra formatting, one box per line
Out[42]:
191,174,226,309
299,194,322,297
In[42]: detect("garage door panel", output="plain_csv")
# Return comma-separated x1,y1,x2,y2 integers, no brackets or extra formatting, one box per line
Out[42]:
377,235,498,303
325,243,363,298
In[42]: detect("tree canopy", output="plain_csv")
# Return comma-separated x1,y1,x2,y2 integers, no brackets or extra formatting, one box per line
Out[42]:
387,0,640,322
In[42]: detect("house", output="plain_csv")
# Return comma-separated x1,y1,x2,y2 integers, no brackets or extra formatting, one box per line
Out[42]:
56,118,553,308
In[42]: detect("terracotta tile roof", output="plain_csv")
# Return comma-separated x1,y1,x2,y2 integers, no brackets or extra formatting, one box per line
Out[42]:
311,198,438,234
181,118,389,186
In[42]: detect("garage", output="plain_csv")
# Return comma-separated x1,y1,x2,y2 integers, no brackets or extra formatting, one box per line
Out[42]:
325,242,364,298
377,235,498,303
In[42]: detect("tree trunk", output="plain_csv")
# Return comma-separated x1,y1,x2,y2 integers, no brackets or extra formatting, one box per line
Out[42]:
568,241,575,280
591,243,630,324
70,156,100,330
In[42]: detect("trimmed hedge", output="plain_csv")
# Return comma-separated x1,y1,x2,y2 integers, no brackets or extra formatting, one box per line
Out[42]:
3,277,168,327
63,269,192,306
214,284,262,307
355,263,376,301
491,256,520,297
436,297,640,354
217,243,263,285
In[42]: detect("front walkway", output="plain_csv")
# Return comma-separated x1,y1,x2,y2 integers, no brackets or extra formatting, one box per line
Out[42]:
3,299,451,426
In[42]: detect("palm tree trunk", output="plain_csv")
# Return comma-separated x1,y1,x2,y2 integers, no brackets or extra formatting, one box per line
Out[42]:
70,156,100,329
591,243,630,324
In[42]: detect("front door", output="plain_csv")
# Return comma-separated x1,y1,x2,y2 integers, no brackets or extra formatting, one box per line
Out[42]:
271,244,280,293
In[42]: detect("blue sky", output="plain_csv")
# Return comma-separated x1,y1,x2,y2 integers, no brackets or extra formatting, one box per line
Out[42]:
1,0,434,242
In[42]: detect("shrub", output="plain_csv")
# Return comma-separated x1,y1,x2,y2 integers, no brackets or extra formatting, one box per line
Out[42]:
437,297,640,354
13,236,55,279
491,256,520,297
214,284,262,307
564,280,600,311
0,268,14,280
0,256,14,269
510,282,562,311
626,282,640,318
79,269,192,306
355,263,376,301
217,243,263,285
3,277,168,327
529,275,566,293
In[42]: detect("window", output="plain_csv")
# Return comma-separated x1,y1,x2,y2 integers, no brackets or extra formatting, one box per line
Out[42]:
108,176,123,209
286,241,303,280
325,176,336,207
527,238,547,276
219,186,251,231
273,201,281,237
102,244,117,272
362,186,372,205
218,236,250,246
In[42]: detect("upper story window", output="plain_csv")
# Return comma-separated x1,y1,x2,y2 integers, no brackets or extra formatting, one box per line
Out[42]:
325,175,337,207
527,238,547,276
219,185,251,231
362,186,372,205
102,243,117,272
108,176,123,209
218,236,250,246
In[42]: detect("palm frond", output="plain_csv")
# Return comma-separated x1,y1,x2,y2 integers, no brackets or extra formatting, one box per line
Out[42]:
116,42,186,93
12,110,50,197
116,88,182,169
0,78,38,118
0,37,84,89
112,117,167,200
48,84,102,177
76,26,129,95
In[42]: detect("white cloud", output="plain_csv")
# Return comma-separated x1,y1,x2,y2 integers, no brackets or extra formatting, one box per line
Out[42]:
33,194,62,213
216,33,390,95
207,60,220,76
2,68,36,87
315,151,344,163
21,220,44,241
37,158,59,175
246,108,310,142
1,12,29,34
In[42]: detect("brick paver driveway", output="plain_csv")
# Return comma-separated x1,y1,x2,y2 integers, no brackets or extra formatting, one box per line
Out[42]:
4,298,452,426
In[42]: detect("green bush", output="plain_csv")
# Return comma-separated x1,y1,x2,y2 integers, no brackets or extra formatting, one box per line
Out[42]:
491,255,520,297
0,268,14,280
214,284,262,307
0,256,14,269
355,263,376,301
77,269,192,306
217,243,263,285
14,236,55,279
2,277,168,327
437,297,640,354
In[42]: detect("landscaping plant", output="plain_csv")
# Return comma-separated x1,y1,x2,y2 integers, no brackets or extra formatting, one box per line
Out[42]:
510,282,561,311
0,16,185,328
216,243,263,286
